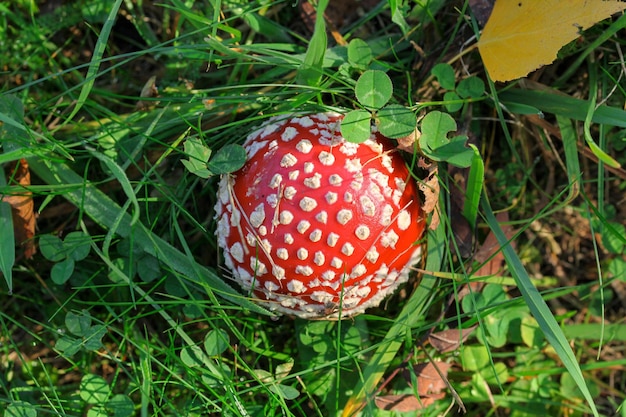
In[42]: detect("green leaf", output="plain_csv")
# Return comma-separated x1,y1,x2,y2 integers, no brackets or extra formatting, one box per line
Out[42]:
443,91,462,112
137,254,161,283
483,314,510,348
39,234,66,262
51,258,75,285
207,143,246,174
204,329,230,356
341,110,372,143
66,310,92,336
602,222,625,254
108,257,135,283
461,345,490,371
431,136,473,167
5,401,37,417
55,336,83,356
87,407,108,417
608,257,626,282
388,0,410,35
355,70,393,110
180,345,205,368
83,325,107,351
270,384,300,400
106,394,135,417
521,316,543,348
64,231,91,261
347,38,372,69
420,111,457,150
377,104,417,139
457,76,485,99
181,160,211,178
80,374,111,404
181,137,212,178
463,144,484,229
431,63,456,90
482,362,509,386
419,111,472,167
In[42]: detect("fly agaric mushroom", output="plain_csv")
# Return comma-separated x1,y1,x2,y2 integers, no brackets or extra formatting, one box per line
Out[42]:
215,112,425,319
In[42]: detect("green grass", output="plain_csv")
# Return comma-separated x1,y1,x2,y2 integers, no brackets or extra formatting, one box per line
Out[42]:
2,1,626,416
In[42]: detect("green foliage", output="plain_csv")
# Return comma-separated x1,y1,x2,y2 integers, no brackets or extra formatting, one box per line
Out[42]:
55,310,107,356
355,70,393,110
0,199,14,292
297,0,329,86
4,402,37,417
39,232,91,285
2,1,624,416
347,38,373,70
418,111,473,167
182,139,246,178
79,374,134,417
431,63,485,112
343,69,418,143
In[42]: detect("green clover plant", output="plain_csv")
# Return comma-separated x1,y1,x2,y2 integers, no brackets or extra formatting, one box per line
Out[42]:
39,231,91,285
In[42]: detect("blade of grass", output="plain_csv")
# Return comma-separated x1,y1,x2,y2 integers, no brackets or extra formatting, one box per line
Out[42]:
480,194,600,417
27,156,270,316
0,194,15,293
297,0,329,86
462,144,484,229
343,223,444,416
63,0,124,125
556,116,581,202
499,88,626,128
86,237,249,416
583,60,620,168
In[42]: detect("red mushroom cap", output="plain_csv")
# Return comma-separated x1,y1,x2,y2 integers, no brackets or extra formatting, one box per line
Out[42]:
215,112,425,319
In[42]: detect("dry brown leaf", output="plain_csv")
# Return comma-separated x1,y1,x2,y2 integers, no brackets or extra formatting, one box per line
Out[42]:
135,75,159,111
406,362,452,396
429,326,477,353
2,159,36,258
396,127,419,153
472,211,512,277
457,211,514,301
417,158,440,230
374,393,443,412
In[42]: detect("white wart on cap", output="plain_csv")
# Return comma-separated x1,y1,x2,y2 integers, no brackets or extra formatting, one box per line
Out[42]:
215,112,425,319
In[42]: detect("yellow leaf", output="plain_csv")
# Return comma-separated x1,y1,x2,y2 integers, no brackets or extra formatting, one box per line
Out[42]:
477,0,626,82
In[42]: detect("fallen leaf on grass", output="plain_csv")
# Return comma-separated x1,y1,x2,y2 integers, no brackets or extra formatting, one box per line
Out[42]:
429,326,477,353
406,362,452,396
2,159,36,258
472,211,512,277
396,127,419,153
477,0,626,81
375,362,451,412
375,393,444,412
